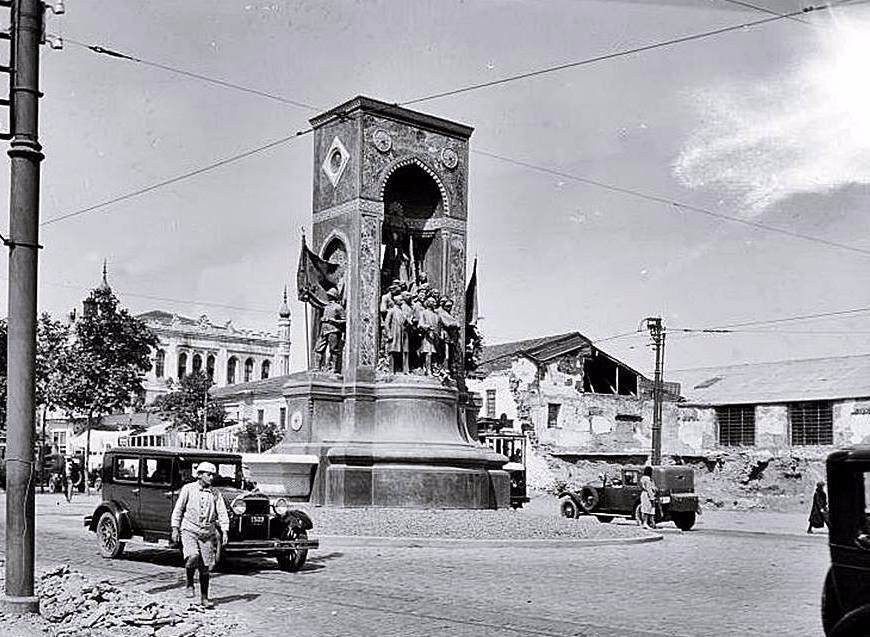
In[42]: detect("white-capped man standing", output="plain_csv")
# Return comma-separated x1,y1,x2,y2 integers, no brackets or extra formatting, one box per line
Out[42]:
171,461,229,608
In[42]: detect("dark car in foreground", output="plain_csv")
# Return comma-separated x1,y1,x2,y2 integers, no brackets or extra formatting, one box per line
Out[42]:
84,447,318,571
559,465,699,531
822,446,870,636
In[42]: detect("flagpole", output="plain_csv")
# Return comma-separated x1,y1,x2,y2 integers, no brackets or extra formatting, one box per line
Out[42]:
304,302,311,370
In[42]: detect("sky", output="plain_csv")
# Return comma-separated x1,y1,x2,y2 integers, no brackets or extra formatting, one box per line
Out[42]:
3,0,870,377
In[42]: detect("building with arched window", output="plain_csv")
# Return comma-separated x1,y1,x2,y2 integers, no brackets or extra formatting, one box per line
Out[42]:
138,290,291,403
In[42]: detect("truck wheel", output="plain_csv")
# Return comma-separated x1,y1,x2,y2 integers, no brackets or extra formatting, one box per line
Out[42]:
96,512,125,559
674,512,696,531
560,496,580,519
578,486,599,513
822,569,842,635
276,530,309,572
595,515,613,524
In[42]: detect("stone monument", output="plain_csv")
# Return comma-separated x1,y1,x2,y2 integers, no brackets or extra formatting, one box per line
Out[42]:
277,96,508,508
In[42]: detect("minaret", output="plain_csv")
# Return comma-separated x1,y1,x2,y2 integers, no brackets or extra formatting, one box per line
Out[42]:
277,286,292,375
98,259,111,291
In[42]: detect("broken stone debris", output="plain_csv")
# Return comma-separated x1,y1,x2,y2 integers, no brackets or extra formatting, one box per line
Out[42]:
0,564,238,637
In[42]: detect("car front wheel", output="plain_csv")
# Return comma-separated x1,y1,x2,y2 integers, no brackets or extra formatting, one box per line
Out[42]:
673,512,697,531
559,496,579,519
96,512,125,559
276,529,309,572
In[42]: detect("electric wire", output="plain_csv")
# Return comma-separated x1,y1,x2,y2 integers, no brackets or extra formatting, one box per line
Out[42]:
40,128,313,226
401,2,844,106
716,0,816,26
473,149,870,258
65,38,321,112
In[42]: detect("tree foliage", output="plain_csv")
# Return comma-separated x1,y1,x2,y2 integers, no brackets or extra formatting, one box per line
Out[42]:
237,420,279,453
150,370,226,433
54,287,158,426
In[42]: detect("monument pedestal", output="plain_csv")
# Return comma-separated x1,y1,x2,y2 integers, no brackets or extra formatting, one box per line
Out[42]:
269,371,509,508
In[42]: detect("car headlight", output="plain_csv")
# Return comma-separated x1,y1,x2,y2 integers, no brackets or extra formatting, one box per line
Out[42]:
273,498,289,516
230,497,247,516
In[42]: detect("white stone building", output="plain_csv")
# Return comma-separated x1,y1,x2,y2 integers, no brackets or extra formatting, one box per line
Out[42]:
138,292,292,404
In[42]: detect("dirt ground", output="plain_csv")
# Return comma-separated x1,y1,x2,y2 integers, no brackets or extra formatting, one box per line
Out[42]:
525,443,827,513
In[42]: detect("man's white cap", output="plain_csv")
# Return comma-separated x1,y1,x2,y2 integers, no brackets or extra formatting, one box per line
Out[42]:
196,461,217,474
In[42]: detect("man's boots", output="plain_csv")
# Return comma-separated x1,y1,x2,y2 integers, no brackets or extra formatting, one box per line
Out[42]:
199,569,214,609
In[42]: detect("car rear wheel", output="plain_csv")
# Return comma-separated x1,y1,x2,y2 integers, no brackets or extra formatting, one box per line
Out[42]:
595,515,613,524
276,529,309,572
673,512,697,531
822,568,842,636
559,496,579,519
96,512,124,559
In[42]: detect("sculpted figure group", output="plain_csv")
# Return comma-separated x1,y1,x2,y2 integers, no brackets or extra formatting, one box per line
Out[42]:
380,271,460,376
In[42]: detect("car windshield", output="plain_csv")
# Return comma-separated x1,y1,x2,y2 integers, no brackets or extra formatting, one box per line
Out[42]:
178,458,243,488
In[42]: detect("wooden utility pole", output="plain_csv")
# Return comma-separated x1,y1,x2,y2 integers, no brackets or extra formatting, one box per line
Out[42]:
644,317,665,466
3,0,44,615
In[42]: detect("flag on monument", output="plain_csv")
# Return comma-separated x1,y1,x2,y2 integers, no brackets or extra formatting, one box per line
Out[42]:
296,234,340,309
465,257,479,326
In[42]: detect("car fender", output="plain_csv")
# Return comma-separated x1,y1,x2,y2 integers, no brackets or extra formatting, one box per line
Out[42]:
285,509,313,531
88,501,133,539
831,603,870,637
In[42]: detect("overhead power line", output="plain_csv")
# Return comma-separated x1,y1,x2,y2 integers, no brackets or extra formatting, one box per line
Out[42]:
474,149,870,258
401,2,844,105
40,129,313,226
717,0,816,26
65,39,321,112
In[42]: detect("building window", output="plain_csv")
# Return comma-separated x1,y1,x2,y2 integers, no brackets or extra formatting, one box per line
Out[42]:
279,407,287,430
177,352,188,379
227,357,237,385
547,403,561,428
206,355,215,381
52,430,68,455
716,405,756,446
155,349,165,378
261,360,271,380
790,401,833,446
257,409,264,425
192,353,202,374
485,389,497,418
244,358,254,383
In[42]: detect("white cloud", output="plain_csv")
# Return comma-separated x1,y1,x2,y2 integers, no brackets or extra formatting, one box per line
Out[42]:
674,14,870,214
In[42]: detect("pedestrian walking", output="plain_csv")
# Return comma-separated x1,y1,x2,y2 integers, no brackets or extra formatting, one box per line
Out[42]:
640,466,657,530
807,480,828,534
170,461,230,608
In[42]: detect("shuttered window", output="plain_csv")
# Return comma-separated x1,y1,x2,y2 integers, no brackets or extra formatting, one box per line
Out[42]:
716,405,756,446
789,401,833,446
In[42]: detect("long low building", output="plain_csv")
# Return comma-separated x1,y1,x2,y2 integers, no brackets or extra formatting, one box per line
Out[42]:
670,353,870,453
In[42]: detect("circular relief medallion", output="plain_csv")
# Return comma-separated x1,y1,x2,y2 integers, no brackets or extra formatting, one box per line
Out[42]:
372,129,392,153
440,147,459,170
290,410,303,432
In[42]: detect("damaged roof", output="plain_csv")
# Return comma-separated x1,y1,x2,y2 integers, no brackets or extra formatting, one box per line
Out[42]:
210,375,292,401
671,353,870,406
477,331,644,378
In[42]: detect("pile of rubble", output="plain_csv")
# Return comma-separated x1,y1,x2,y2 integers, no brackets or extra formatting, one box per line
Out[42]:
0,564,238,637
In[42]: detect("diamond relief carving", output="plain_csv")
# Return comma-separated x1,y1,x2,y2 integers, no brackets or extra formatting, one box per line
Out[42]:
321,136,350,187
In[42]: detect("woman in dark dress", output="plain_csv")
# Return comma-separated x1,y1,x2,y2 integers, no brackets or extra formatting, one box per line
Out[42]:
807,480,828,534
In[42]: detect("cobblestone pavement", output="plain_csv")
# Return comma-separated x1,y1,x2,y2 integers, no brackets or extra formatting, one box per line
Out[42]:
0,493,829,636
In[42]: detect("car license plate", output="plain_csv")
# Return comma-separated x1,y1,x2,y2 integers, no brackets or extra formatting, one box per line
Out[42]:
250,515,266,525
659,496,671,504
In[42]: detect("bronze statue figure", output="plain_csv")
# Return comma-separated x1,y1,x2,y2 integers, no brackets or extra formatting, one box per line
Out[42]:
315,287,346,373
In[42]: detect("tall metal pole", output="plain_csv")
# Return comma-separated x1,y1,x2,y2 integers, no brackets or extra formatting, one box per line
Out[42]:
201,389,208,449
645,317,664,466
3,0,44,615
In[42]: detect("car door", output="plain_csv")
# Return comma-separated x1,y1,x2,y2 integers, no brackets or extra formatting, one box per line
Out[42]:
138,455,176,536
110,454,142,532
620,470,642,514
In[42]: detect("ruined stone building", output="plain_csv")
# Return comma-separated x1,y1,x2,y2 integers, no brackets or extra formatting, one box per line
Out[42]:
671,354,870,455
466,332,681,454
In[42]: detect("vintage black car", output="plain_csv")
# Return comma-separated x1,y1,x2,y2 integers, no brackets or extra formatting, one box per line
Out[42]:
84,447,318,571
821,446,870,636
558,465,699,531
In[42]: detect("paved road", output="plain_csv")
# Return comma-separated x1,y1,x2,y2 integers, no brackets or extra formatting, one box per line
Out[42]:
1,494,829,636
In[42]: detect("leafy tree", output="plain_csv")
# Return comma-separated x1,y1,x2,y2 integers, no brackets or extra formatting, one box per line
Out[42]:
238,420,279,453
54,286,158,479
150,370,226,434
